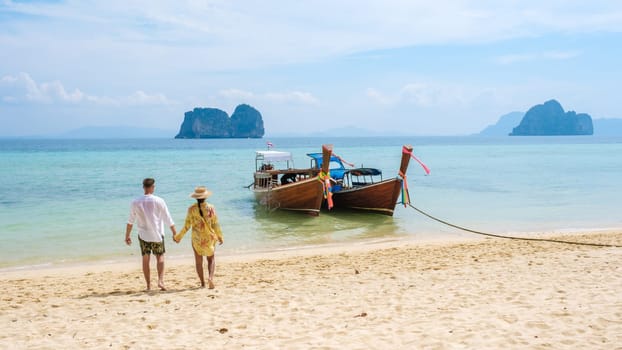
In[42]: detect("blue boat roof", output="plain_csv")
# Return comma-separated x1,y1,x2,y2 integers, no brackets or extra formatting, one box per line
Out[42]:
306,152,341,164
306,152,382,179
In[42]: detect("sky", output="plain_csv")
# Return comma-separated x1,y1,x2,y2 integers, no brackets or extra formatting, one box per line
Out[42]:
1,0,622,136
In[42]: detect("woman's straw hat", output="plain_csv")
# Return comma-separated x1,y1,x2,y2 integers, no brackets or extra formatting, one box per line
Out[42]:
190,186,212,199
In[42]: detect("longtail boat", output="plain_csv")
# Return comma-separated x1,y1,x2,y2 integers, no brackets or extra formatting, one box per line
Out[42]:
307,145,414,216
252,144,332,215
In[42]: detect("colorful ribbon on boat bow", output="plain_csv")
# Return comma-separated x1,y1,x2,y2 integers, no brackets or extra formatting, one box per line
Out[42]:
318,171,333,209
399,146,430,207
398,170,411,207
402,146,431,175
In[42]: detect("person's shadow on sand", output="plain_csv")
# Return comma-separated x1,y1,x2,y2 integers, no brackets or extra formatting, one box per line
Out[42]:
76,286,211,299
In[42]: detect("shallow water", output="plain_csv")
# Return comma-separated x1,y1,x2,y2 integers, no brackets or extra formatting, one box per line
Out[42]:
1,136,621,268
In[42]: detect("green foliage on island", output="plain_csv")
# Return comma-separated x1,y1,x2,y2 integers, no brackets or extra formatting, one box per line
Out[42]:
175,104,265,139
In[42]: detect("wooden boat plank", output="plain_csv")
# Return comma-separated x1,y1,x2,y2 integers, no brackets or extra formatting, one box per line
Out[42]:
331,178,402,216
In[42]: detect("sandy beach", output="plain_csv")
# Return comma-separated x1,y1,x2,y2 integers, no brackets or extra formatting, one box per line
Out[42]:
1,231,621,349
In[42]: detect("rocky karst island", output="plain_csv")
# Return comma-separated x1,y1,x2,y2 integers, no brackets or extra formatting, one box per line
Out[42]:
175,104,265,139
510,99,593,136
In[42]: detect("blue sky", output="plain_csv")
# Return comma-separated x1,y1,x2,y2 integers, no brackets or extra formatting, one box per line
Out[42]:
1,0,622,136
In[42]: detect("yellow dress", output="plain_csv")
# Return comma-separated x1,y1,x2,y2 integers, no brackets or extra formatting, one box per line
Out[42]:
175,203,223,256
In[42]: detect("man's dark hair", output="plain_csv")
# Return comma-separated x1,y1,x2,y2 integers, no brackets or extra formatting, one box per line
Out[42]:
143,178,155,188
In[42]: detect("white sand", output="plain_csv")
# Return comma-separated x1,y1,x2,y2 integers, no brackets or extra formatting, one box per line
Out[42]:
1,231,621,349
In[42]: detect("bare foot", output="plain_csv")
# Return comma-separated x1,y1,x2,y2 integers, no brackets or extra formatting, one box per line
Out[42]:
158,282,167,291
200,282,206,288
208,280,215,289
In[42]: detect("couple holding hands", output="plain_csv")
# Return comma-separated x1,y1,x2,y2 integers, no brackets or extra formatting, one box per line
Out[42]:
125,178,223,291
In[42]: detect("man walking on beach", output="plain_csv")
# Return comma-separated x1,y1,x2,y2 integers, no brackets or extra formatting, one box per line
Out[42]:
125,178,177,291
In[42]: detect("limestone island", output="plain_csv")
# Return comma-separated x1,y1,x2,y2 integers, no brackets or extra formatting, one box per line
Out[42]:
175,104,265,139
510,99,593,136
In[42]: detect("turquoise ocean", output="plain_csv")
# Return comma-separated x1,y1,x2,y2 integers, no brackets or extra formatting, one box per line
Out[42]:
1,136,621,269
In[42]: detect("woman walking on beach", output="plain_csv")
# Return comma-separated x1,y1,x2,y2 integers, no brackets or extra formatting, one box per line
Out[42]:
174,186,223,289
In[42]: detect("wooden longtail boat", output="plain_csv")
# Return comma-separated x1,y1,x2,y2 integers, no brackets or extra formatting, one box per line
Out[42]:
307,145,413,216
252,145,332,215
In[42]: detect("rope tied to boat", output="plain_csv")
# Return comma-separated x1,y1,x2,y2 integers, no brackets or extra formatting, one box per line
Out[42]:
405,202,622,248
318,171,334,209
398,146,619,248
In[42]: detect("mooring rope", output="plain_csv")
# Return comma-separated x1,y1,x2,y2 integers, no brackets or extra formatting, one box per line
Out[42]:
406,203,622,248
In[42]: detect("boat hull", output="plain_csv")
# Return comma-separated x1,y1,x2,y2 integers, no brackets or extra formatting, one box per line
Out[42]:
331,178,403,216
253,177,324,215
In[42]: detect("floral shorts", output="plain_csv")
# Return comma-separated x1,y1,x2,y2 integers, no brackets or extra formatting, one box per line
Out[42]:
139,237,165,256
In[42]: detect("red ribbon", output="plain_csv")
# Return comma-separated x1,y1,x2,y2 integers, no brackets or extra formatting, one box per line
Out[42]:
402,146,430,175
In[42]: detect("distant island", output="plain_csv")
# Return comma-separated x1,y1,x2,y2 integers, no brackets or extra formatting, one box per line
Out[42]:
175,104,265,139
479,99,622,136
478,112,524,137
509,100,593,136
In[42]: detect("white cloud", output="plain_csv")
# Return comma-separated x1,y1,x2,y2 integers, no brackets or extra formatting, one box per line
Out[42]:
264,91,319,105
401,84,437,107
494,53,538,65
494,50,582,65
543,50,582,60
123,90,174,106
365,88,394,105
0,72,175,106
2,1,621,136
218,88,319,105
39,81,86,103
1,75,18,83
218,89,256,101
1,1,620,70
367,82,485,108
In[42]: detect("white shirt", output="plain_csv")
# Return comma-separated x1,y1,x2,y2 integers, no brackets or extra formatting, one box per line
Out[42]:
128,194,174,242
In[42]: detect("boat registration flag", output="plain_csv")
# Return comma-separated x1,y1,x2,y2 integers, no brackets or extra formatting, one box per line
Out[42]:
267,141,274,149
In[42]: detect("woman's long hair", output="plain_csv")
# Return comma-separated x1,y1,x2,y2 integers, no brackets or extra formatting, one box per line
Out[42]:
197,198,205,218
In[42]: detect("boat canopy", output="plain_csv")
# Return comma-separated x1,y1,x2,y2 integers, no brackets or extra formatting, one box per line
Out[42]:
306,153,345,168
307,152,348,179
347,168,382,176
256,150,293,162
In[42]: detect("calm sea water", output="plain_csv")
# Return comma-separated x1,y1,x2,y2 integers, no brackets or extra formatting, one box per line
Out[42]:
1,136,621,269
